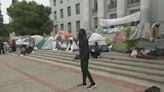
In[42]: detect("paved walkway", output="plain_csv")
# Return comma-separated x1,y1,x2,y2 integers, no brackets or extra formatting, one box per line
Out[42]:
0,55,147,92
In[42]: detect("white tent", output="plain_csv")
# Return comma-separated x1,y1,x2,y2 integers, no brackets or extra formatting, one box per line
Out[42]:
31,35,44,45
16,37,30,46
88,33,106,45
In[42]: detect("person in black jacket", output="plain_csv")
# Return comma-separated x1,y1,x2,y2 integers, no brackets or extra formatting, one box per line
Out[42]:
0,40,5,55
77,29,97,89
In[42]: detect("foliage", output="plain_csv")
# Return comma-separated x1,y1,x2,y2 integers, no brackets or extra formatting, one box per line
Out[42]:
7,1,53,35
112,42,128,52
121,26,132,38
105,37,112,46
0,6,6,37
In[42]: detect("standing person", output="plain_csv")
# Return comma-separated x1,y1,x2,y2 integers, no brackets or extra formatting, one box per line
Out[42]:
150,22,160,42
77,29,97,89
0,40,5,55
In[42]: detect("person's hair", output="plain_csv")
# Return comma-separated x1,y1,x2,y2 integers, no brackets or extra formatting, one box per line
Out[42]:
78,28,86,40
95,42,98,46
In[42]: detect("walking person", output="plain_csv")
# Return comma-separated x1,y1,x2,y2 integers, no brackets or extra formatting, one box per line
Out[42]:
77,29,97,89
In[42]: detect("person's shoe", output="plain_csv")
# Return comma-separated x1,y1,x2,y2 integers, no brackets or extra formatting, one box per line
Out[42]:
77,83,87,88
87,83,97,89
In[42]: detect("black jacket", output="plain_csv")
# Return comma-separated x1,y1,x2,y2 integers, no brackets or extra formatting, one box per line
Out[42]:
79,36,90,60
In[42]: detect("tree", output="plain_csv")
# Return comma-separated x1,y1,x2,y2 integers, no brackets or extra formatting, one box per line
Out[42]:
7,0,53,35
0,3,5,37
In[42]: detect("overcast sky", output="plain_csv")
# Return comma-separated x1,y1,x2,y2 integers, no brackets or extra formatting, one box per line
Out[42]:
0,0,50,24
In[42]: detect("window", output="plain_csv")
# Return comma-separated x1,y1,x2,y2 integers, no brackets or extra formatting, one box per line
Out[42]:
110,13,117,19
54,11,57,20
76,21,80,32
76,3,80,14
67,6,71,16
109,0,117,9
130,9,140,14
94,17,98,29
60,9,63,18
92,0,98,14
128,0,140,5
60,0,63,4
61,24,64,30
54,0,56,6
54,25,58,32
94,0,98,11
68,22,72,33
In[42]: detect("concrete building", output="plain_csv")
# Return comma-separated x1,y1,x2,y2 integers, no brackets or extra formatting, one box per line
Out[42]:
49,0,164,37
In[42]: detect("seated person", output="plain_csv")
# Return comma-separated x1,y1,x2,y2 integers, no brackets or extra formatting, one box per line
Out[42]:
90,42,101,58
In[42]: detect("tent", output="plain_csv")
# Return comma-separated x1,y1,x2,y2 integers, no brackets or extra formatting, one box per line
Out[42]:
88,33,109,52
89,33,106,45
55,31,72,40
16,36,31,46
31,35,44,45
41,39,57,50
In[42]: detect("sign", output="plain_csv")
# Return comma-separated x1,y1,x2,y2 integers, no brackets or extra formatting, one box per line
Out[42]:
100,12,140,27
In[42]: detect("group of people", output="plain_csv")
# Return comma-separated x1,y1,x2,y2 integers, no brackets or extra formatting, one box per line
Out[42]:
18,38,35,56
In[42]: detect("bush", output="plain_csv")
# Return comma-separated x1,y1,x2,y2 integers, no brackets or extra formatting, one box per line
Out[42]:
105,37,112,46
112,42,128,52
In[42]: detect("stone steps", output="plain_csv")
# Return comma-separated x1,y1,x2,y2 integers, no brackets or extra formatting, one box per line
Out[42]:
28,50,164,86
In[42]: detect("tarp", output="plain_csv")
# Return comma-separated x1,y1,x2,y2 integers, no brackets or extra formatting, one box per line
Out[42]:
100,12,140,27
128,25,146,40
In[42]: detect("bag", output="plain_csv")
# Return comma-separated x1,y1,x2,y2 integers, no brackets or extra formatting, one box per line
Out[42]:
144,86,160,92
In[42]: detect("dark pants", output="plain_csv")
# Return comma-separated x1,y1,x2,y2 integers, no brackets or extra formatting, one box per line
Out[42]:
80,59,95,85
0,47,5,55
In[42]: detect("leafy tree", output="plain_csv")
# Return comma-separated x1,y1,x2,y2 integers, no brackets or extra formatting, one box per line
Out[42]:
0,3,5,37
7,0,53,35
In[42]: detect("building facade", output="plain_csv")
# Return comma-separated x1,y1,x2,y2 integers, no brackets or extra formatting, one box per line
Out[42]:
49,0,164,37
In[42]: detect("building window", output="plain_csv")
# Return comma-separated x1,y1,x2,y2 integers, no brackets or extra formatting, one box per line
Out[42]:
67,6,71,16
109,0,117,9
94,0,98,11
60,0,63,4
130,9,140,14
54,11,57,20
94,17,98,29
128,0,140,5
61,24,64,30
54,0,56,6
92,0,98,15
76,3,80,14
54,25,58,32
110,13,117,19
76,21,80,32
68,22,72,33
60,9,64,18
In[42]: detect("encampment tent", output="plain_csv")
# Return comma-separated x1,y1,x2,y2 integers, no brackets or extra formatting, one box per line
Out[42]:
88,33,109,52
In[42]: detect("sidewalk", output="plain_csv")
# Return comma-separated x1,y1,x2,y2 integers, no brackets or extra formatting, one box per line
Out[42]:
0,55,147,92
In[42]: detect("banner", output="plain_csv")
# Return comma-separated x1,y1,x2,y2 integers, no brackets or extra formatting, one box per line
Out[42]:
100,12,140,27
